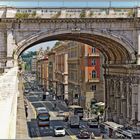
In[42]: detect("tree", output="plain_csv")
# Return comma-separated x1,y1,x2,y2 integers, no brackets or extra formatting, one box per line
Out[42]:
51,11,61,18
80,10,86,18
31,11,36,17
15,12,30,19
21,51,37,71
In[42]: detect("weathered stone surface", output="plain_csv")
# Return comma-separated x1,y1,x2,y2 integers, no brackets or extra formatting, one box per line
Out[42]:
16,76,29,139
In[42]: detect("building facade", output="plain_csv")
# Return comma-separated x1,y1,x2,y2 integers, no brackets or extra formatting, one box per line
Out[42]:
36,49,49,91
31,56,37,73
47,51,56,93
52,42,68,100
67,41,104,108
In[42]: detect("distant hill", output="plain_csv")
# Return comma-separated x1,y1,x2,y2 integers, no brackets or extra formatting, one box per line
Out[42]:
21,51,37,71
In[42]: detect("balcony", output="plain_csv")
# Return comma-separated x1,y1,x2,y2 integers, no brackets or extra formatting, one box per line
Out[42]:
88,78,99,83
87,53,100,57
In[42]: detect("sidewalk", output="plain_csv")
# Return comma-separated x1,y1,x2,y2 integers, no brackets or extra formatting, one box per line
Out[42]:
16,76,29,139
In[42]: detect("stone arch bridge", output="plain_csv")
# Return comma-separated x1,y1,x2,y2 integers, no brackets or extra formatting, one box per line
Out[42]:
0,7,140,125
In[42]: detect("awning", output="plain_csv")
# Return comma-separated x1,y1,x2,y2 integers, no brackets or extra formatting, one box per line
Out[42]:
95,102,105,106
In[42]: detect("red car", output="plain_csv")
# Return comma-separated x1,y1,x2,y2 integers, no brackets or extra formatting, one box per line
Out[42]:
77,130,90,139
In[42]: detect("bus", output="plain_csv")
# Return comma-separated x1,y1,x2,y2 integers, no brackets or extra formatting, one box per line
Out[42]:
99,121,123,138
115,128,140,139
68,105,84,119
36,107,50,127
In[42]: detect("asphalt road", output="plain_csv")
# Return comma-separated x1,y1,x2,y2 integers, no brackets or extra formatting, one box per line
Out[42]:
24,78,102,139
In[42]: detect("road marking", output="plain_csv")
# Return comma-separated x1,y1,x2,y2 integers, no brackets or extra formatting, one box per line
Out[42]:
66,129,77,140
36,127,41,138
28,100,36,118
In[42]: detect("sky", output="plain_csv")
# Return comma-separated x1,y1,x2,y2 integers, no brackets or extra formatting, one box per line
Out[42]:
26,41,57,52
0,1,139,8
1,0,138,52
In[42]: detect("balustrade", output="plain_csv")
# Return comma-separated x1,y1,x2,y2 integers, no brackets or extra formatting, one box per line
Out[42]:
0,67,19,139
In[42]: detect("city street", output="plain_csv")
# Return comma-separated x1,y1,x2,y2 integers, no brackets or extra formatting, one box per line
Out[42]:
24,78,102,139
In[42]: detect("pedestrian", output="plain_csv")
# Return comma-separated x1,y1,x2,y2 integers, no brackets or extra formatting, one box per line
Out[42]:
64,99,68,106
25,105,28,118
91,132,95,139
54,103,56,108
97,115,100,123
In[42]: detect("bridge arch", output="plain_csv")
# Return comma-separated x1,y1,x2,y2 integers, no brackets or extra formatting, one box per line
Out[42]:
14,29,136,64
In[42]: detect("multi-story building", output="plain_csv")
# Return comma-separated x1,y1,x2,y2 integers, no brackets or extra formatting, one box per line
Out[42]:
47,51,56,93
45,41,104,109
67,41,82,106
67,41,104,109
31,56,37,73
52,42,68,100
83,44,104,108
36,49,49,91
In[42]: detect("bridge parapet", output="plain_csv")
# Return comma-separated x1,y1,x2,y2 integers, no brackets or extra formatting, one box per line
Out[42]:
0,7,139,18
0,67,19,139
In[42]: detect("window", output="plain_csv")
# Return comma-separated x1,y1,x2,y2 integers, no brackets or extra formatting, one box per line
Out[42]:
91,59,96,66
91,85,96,91
92,47,96,53
75,94,78,99
92,70,96,78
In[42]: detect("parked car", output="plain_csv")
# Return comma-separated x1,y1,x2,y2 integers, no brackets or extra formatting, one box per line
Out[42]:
87,119,98,128
77,129,90,139
24,89,29,94
45,92,50,96
54,126,65,136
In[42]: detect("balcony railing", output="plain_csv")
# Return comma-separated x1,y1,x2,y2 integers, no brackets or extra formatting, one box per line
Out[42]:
87,53,100,57
88,78,99,83
0,7,140,18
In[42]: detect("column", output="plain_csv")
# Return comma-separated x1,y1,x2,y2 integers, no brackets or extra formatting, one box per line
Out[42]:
120,80,123,115
138,82,140,121
126,83,130,119
131,85,137,120
6,30,15,68
0,31,7,70
138,33,140,65
64,53,68,99
64,84,68,99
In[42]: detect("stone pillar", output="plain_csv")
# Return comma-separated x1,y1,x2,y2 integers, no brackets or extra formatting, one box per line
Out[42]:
64,53,68,99
131,85,138,120
126,83,130,119
138,83,140,121
0,31,7,70
138,33,140,65
120,80,123,115
64,84,68,99
6,30,15,68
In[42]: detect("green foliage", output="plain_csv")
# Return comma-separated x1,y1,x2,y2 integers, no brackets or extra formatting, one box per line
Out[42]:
54,41,61,47
91,104,104,115
15,11,38,19
31,11,36,17
15,12,30,19
51,11,61,18
128,10,135,17
89,11,93,17
80,10,86,18
21,51,37,71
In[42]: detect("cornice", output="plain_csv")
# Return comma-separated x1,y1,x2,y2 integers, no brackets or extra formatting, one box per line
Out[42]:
0,17,136,24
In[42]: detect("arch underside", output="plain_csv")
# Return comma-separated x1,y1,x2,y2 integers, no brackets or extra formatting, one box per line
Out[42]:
16,32,136,64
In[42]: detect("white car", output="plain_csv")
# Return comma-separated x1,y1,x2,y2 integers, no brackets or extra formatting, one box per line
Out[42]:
54,126,65,136
45,92,49,96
